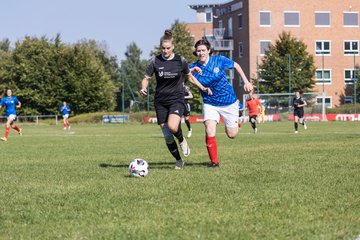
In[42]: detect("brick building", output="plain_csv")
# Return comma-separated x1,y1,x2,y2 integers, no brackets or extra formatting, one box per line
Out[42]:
188,0,360,107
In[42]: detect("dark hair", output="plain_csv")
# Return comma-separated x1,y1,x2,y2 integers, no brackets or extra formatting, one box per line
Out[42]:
160,29,173,46
193,39,213,56
295,89,303,94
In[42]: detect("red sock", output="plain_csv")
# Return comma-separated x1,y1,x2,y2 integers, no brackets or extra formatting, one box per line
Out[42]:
12,125,20,132
206,136,218,164
67,123,70,127
64,123,67,128
5,127,10,138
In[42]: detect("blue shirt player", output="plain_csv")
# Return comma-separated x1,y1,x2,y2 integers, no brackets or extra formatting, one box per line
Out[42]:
0,89,22,141
190,39,253,167
60,101,71,130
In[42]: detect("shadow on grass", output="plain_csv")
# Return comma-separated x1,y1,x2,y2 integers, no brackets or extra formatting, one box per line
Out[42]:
99,161,208,169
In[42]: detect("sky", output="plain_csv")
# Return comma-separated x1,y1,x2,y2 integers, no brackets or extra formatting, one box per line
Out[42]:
0,0,225,60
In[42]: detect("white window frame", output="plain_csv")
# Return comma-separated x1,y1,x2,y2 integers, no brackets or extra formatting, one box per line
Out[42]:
260,11,271,27
205,8,213,23
316,96,332,108
284,11,300,27
315,40,331,56
218,20,223,29
343,11,359,27
344,40,359,56
315,11,331,27
238,42,243,58
315,69,332,85
344,69,357,85
259,40,271,56
237,13,243,29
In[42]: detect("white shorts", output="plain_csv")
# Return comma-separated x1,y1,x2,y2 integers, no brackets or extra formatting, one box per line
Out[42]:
203,101,239,128
63,114,69,119
7,114,17,121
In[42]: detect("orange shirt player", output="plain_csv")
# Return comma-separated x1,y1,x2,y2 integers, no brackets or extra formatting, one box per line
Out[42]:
245,91,261,134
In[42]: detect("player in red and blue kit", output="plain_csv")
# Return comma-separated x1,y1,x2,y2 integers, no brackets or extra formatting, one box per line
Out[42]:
190,39,253,167
0,89,22,141
60,101,71,130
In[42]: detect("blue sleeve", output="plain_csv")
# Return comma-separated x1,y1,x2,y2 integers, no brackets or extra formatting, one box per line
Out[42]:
14,97,20,104
219,55,234,70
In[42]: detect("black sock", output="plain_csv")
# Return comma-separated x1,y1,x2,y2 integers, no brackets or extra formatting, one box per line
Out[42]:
173,125,184,143
166,141,181,161
185,119,191,131
251,122,256,130
294,122,298,131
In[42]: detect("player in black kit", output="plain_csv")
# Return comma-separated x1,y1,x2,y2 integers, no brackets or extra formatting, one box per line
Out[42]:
140,29,211,169
293,90,307,133
183,83,193,138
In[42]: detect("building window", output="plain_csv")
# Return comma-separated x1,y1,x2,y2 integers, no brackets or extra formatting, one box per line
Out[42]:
315,41,331,55
237,14,243,29
260,11,271,26
260,40,271,55
316,97,332,108
218,20,223,30
238,75,243,87
343,12,359,27
344,41,359,55
205,11,212,23
315,69,331,84
344,96,353,104
344,69,357,84
227,17,233,38
238,42,243,58
315,11,330,27
284,11,300,26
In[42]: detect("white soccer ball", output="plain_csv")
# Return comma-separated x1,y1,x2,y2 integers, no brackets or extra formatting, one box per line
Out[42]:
128,158,149,177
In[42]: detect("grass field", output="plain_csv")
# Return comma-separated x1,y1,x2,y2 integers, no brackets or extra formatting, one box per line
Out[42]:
1,121,360,239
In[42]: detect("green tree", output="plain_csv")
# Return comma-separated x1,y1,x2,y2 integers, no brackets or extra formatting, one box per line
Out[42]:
0,35,117,115
119,42,149,112
256,31,316,93
355,65,360,103
152,19,202,113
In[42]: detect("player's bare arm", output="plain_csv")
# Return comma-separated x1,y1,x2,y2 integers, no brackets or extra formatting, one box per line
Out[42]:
140,76,150,96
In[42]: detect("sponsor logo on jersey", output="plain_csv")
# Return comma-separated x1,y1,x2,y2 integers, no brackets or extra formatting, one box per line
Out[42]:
213,67,220,74
158,71,164,77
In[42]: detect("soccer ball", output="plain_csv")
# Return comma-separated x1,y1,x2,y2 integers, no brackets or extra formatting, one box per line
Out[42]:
128,158,149,177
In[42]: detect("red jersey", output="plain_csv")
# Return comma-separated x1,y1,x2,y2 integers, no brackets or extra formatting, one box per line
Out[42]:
246,98,261,116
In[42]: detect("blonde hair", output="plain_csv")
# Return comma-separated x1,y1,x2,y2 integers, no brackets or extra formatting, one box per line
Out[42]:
160,29,173,46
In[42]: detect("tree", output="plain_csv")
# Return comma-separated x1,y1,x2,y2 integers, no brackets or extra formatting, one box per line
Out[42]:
119,42,149,112
256,31,316,93
355,64,360,103
151,19,203,113
0,35,117,115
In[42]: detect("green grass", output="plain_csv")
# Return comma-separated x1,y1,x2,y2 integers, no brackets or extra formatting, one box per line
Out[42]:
1,121,360,239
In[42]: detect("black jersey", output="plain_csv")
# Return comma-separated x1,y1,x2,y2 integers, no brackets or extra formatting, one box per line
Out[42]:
145,54,190,105
293,97,305,110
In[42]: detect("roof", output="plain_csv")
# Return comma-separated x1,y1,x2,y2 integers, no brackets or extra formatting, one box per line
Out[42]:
188,4,221,10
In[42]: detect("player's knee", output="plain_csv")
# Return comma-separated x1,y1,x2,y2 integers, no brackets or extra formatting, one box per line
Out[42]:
161,125,174,144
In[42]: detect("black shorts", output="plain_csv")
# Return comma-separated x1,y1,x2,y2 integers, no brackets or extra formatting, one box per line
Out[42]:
249,115,257,123
294,109,304,118
183,103,191,117
155,101,184,125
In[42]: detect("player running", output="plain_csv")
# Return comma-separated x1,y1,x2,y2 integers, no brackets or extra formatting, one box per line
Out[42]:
293,90,307,133
190,39,253,168
0,89,22,141
245,91,262,134
140,30,211,169
183,83,193,138
60,101,71,130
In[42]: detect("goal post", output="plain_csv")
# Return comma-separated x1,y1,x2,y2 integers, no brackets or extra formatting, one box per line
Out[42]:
241,92,325,121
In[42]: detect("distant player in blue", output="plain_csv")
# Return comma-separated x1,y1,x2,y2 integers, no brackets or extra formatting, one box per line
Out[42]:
0,89,22,141
190,39,253,167
60,101,71,130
